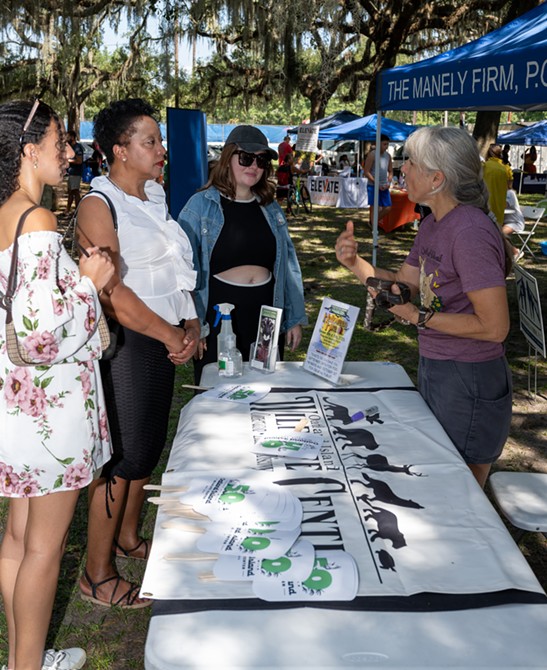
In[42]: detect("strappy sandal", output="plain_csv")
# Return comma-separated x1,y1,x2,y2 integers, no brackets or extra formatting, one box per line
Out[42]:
80,569,151,609
113,537,150,561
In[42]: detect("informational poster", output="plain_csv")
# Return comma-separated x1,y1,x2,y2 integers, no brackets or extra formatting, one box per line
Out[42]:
303,298,360,384
296,124,319,153
514,265,546,357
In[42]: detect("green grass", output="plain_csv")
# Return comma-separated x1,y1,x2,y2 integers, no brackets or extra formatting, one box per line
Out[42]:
1,199,546,668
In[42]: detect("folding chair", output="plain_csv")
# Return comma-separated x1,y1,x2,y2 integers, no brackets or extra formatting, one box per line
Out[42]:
515,205,545,258
489,471,547,542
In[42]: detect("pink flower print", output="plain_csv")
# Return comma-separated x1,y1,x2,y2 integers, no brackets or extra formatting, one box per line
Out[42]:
76,291,94,307
80,369,92,399
4,368,34,409
17,476,40,497
63,462,90,489
58,277,69,293
21,385,47,418
23,331,59,363
85,308,98,335
52,297,65,316
0,463,19,495
37,255,51,279
99,409,110,441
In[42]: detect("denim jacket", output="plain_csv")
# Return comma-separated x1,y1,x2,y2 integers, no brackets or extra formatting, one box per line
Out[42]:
177,187,307,333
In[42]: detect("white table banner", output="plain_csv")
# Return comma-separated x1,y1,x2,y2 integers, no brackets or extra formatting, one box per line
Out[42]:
141,390,544,603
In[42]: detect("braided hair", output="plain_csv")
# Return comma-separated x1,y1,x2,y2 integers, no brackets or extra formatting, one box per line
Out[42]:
0,100,62,206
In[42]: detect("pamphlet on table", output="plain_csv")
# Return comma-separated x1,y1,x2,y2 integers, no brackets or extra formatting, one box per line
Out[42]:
303,297,360,384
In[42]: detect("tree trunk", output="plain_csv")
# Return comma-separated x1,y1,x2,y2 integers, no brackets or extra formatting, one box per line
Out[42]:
472,111,501,156
309,91,329,122
66,106,80,136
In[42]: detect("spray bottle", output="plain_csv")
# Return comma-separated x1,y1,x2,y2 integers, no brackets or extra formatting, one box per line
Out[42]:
214,303,243,377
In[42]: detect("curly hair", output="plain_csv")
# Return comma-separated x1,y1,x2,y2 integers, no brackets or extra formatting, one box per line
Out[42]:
202,143,276,205
0,100,61,206
93,99,158,165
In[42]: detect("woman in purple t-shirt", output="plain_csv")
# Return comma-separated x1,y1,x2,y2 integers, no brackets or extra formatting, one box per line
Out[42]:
336,126,512,489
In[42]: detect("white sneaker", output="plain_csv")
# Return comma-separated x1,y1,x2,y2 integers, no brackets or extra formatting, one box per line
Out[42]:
41,648,86,669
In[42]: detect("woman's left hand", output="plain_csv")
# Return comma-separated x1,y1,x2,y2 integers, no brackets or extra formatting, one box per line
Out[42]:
286,325,303,351
388,302,419,325
377,282,419,325
168,318,200,365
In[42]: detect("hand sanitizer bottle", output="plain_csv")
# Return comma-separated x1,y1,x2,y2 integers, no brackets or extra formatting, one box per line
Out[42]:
214,303,243,377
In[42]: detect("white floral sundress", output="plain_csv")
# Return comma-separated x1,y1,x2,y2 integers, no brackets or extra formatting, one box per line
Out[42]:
0,230,111,497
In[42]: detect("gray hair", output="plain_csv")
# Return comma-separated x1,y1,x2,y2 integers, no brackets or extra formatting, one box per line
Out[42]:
404,126,489,213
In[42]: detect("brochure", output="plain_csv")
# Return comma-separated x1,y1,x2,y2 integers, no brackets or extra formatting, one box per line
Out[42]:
303,298,360,384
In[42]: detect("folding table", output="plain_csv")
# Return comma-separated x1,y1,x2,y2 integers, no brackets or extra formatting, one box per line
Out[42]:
144,362,547,669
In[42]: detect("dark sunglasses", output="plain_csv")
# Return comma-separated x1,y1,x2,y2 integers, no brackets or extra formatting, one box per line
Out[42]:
19,99,41,150
235,149,271,170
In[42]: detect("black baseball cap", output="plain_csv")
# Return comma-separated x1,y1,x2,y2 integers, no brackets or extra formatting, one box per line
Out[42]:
225,125,278,160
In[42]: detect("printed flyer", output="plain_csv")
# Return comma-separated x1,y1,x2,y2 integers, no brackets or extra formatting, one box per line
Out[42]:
303,298,360,384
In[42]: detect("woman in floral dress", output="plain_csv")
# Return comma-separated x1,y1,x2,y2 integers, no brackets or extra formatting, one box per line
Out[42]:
0,100,114,670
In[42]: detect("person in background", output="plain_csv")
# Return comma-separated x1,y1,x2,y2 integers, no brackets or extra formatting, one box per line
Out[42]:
76,99,199,610
336,126,512,489
278,134,293,165
503,188,526,262
293,150,313,177
352,156,364,177
483,143,512,226
339,154,351,170
65,129,84,213
501,144,511,166
0,100,114,670
275,153,294,204
363,133,393,224
178,124,307,384
87,140,104,178
523,146,537,174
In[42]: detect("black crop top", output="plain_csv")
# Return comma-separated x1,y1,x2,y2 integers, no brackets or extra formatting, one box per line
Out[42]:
210,197,277,275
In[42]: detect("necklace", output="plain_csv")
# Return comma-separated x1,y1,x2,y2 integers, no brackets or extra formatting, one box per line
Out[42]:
107,175,125,193
107,175,148,201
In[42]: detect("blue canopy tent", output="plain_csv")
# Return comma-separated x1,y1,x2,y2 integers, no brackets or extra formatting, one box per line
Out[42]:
79,120,168,141
80,120,287,146
318,113,416,142
207,124,287,145
498,120,547,146
365,3,547,265
286,110,360,134
498,120,547,192
377,3,547,113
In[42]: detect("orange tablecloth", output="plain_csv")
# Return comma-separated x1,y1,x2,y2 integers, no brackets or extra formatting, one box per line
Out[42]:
379,189,416,233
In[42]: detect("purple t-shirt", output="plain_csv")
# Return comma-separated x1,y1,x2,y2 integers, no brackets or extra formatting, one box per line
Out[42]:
406,204,507,362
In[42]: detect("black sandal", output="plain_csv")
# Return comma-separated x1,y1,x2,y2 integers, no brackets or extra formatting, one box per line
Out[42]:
113,537,150,561
80,569,151,609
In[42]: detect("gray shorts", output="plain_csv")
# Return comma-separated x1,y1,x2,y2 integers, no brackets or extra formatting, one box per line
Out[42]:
418,356,512,465
68,175,81,191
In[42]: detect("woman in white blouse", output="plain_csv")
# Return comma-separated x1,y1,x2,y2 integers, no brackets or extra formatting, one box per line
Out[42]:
76,99,199,609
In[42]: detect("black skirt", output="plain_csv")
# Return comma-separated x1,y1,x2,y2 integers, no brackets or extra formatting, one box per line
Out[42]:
100,324,175,481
